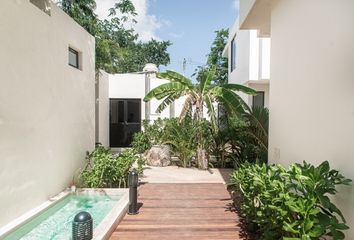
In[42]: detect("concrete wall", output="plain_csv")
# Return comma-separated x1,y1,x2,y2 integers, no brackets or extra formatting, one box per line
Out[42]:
268,0,354,236
248,82,269,108
98,72,185,148
97,71,110,146
228,22,251,86
225,18,270,108
0,0,95,227
108,73,172,120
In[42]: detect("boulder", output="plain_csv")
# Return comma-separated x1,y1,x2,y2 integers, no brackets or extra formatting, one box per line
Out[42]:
145,145,171,167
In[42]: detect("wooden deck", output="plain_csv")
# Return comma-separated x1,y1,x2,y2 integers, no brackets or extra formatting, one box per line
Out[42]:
109,183,243,240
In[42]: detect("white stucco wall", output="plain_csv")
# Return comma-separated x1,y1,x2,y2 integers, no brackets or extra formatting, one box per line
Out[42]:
268,0,354,236
98,71,110,147
0,0,95,227
248,82,269,108
150,77,171,120
225,18,270,108
228,20,250,86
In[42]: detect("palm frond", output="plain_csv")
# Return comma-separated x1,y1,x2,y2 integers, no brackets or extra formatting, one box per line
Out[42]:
200,65,216,94
155,92,182,113
205,95,217,133
144,82,186,102
223,83,257,95
157,71,194,89
246,106,269,149
179,94,195,121
212,87,247,116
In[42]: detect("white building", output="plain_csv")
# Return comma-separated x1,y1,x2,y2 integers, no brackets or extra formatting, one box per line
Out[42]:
239,0,354,236
97,64,186,149
0,0,95,227
223,19,270,108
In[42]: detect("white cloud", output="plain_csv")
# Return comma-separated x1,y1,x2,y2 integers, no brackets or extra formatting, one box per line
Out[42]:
95,0,165,42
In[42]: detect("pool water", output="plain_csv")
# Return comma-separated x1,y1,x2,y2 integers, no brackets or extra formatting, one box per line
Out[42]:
4,193,119,240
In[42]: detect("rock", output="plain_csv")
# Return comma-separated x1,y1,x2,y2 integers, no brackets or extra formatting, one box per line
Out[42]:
145,145,171,167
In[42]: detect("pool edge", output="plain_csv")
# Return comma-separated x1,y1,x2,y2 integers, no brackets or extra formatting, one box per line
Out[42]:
0,188,129,240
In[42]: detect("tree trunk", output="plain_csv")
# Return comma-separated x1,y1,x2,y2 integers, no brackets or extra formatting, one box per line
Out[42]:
196,98,208,170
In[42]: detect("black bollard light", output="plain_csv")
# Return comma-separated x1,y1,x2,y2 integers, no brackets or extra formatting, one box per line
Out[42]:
72,211,93,240
128,168,139,215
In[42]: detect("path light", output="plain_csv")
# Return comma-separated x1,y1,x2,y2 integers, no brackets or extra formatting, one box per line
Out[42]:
128,168,139,215
72,211,93,240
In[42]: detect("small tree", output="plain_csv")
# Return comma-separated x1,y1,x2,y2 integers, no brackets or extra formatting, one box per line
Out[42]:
144,66,256,169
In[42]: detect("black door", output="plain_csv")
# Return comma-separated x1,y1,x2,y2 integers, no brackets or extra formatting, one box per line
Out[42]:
110,99,141,147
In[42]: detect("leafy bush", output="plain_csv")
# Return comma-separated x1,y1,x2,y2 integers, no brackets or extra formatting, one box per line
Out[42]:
142,119,166,145
163,118,198,167
230,161,351,240
131,131,151,154
79,145,138,188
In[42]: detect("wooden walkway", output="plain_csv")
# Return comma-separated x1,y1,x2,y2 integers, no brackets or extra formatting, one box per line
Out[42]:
109,183,242,240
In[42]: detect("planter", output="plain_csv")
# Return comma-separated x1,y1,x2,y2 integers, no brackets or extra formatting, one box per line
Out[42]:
145,145,171,167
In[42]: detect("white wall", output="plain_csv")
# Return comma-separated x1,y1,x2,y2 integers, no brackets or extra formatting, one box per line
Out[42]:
150,77,171,120
0,0,95,227
225,18,270,108
98,71,110,147
228,20,250,86
268,0,354,236
248,82,269,108
99,72,185,147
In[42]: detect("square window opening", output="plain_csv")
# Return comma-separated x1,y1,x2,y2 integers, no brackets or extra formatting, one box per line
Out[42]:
231,36,237,72
252,91,265,108
68,47,81,70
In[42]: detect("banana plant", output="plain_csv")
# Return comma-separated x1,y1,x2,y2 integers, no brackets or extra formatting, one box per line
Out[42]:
143,66,256,169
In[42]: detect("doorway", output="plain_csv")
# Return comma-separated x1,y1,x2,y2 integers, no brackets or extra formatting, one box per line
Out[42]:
110,99,141,147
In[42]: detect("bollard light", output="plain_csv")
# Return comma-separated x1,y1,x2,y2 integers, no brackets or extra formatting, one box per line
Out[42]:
128,168,139,215
72,211,93,240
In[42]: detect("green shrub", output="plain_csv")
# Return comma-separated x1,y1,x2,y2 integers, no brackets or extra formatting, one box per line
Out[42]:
131,131,151,154
163,118,197,167
79,145,138,188
230,161,351,240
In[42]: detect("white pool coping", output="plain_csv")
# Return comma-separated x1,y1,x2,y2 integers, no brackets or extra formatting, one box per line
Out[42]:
0,188,129,240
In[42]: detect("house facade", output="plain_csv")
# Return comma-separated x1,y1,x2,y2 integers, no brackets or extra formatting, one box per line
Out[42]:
223,19,270,108
97,64,186,149
239,0,354,236
0,0,95,227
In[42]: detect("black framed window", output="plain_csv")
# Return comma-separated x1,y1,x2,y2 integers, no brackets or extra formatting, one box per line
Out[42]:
231,36,236,72
68,47,79,69
252,91,265,108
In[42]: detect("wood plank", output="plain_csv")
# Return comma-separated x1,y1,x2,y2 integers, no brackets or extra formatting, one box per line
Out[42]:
109,183,243,240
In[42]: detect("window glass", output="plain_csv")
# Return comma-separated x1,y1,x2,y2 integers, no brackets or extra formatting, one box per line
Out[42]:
252,91,265,108
69,48,79,68
231,37,236,71
127,101,140,123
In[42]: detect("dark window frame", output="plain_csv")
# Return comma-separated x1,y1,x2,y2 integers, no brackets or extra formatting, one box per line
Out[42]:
68,47,80,69
252,91,265,108
231,36,236,72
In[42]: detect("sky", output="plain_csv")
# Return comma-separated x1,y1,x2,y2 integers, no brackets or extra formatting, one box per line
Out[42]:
96,0,239,78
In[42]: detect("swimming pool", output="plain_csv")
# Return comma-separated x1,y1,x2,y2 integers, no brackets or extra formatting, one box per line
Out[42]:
0,189,129,240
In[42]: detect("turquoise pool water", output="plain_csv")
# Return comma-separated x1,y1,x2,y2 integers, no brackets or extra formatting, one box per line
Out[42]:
4,192,120,240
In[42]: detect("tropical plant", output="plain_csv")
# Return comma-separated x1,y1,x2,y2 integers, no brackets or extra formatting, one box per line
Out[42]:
163,118,197,167
230,161,352,240
58,0,171,73
79,144,138,188
131,131,151,154
144,66,256,169
141,119,166,145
